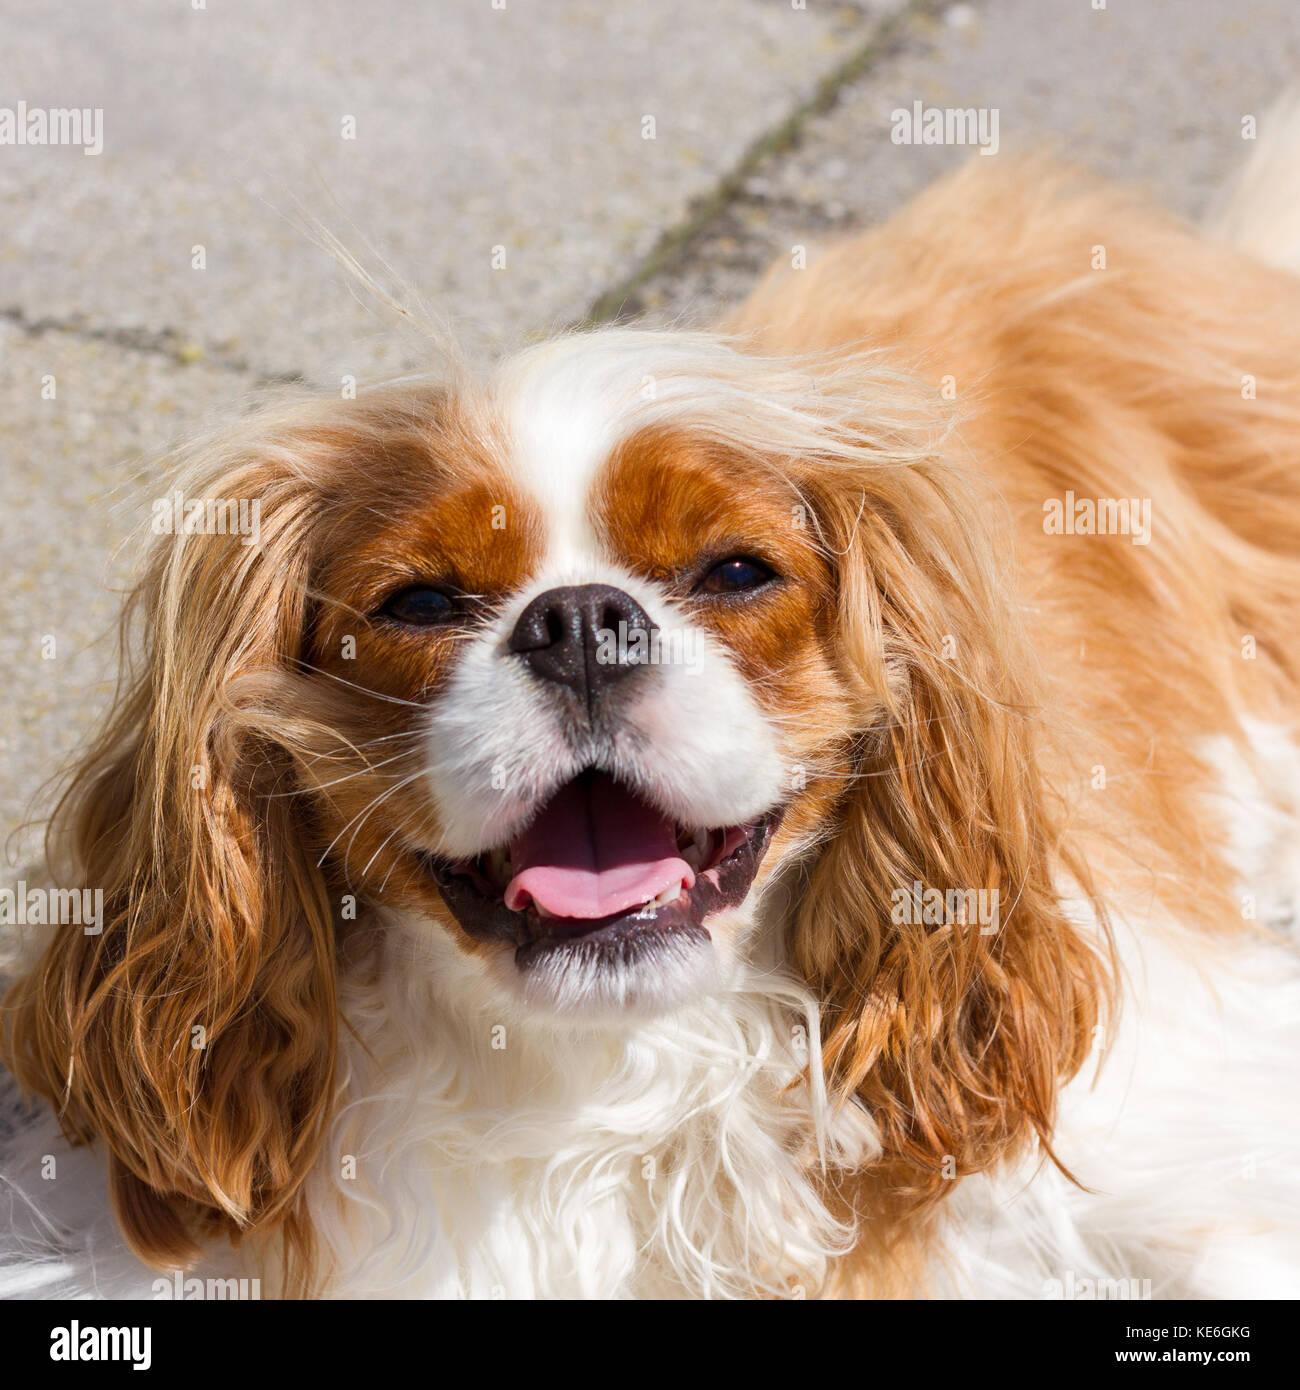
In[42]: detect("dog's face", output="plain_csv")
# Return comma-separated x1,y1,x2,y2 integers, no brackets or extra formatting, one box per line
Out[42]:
2,328,1107,1269
303,339,854,1018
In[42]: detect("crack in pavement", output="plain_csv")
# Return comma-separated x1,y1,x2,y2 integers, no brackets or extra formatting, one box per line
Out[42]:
1,0,949,374
0,306,307,386
575,0,947,328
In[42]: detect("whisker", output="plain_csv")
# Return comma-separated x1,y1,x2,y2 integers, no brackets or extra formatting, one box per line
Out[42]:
343,771,426,871
316,769,424,867
264,748,415,800
290,660,433,709
300,728,425,765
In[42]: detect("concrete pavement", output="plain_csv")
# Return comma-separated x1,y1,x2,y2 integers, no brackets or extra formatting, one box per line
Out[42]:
3,0,1299,867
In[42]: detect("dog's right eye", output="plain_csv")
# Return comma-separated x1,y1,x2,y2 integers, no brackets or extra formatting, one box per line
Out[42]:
379,585,457,626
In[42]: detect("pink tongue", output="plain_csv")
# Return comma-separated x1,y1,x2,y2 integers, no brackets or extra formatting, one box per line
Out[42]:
504,773,695,919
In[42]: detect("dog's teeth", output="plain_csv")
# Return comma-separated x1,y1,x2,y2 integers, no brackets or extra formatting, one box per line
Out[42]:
485,846,511,886
652,880,682,908
679,829,708,871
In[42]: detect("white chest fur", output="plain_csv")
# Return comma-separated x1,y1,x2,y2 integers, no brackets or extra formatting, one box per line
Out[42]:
308,935,876,1299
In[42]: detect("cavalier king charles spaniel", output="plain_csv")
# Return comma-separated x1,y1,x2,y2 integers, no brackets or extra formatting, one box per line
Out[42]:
3,146,1300,1300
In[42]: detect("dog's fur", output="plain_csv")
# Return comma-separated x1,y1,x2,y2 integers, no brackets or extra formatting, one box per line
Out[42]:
3,145,1300,1299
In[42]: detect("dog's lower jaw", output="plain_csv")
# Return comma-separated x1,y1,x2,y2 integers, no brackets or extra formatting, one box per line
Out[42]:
503,919,722,1021
436,888,764,1026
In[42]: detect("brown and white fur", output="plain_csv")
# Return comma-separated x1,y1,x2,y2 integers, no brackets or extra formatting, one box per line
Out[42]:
4,139,1300,1300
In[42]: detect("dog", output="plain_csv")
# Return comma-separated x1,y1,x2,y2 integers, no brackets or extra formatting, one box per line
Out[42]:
3,140,1300,1299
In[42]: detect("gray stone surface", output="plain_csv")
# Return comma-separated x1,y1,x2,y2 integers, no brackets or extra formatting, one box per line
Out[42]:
0,0,888,381
4,0,1300,868
0,0,900,864
623,0,1300,321
0,323,258,865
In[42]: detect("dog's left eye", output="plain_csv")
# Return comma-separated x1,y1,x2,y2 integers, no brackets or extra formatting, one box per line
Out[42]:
698,556,776,596
379,585,457,626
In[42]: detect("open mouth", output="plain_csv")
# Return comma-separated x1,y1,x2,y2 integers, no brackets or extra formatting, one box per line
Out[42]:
425,769,781,970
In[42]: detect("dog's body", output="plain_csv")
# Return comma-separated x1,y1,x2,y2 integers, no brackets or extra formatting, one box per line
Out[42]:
4,153,1300,1300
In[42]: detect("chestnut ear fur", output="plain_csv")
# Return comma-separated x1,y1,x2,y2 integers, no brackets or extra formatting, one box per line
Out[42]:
791,458,1113,1214
1,438,342,1281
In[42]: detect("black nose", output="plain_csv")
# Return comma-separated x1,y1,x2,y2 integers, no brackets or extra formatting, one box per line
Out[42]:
508,584,656,713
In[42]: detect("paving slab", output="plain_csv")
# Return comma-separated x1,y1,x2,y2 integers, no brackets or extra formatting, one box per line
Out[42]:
0,324,254,866
5,0,1298,871
0,0,905,867
0,0,898,384
621,0,1300,321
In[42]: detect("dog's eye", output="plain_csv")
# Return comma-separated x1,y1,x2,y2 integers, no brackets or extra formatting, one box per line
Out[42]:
380,585,457,626
698,556,775,596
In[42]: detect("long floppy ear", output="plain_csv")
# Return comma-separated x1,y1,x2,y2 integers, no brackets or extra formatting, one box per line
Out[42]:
791,456,1112,1212
1,431,339,1279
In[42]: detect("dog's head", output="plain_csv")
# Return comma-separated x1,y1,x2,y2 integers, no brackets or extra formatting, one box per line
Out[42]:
2,329,1107,1272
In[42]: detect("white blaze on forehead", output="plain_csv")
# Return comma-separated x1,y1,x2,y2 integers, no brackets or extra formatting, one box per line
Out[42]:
485,325,899,572
489,327,792,574
493,334,646,571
